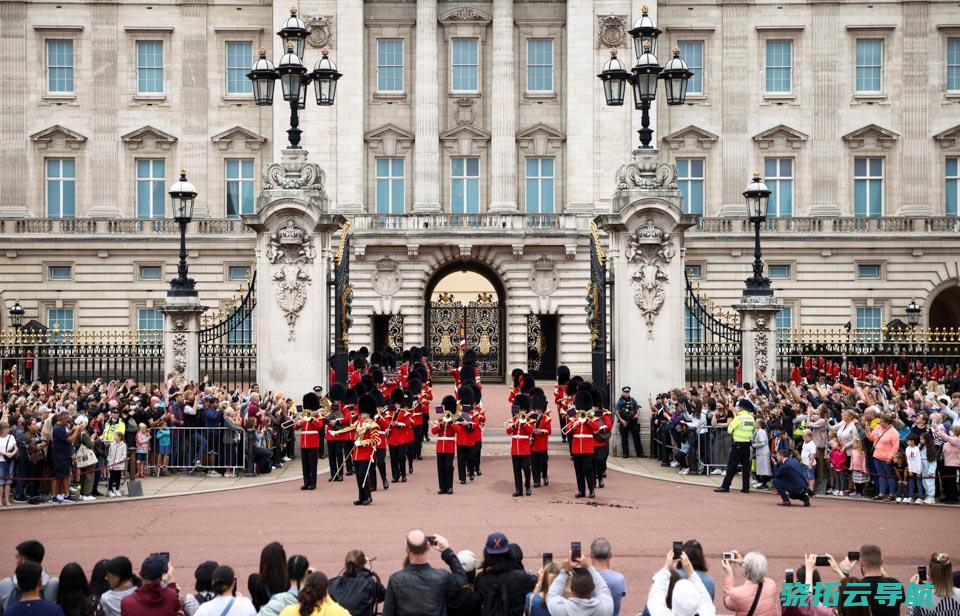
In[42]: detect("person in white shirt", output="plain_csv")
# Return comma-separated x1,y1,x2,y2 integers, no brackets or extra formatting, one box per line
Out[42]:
195,566,257,616
903,436,923,503
645,550,715,616
800,430,817,494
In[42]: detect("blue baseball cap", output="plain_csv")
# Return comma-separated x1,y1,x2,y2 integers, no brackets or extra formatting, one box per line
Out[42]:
485,532,510,555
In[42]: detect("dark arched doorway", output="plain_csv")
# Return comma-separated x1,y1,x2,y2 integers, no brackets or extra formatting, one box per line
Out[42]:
929,286,960,329
424,261,506,382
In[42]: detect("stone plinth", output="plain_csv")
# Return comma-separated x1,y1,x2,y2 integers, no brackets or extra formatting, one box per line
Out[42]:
162,295,205,382
243,149,345,398
734,294,782,384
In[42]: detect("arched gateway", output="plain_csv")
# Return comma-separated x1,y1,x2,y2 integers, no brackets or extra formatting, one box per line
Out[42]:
929,285,960,330
424,261,506,381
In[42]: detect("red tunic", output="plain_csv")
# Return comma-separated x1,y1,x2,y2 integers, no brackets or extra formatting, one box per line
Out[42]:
506,419,533,456
570,418,600,455
385,408,406,447
352,420,381,462
297,417,323,449
473,408,486,443
531,413,552,452
594,412,613,448
449,368,462,389
507,387,519,404
374,413,389,450
455,415,475,447
431,421,457,454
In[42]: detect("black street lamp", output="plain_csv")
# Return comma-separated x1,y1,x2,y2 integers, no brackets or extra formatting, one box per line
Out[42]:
8,299,24,332
906,298,921,328
743,173,773,296
168,170,198,297
247,8,343,150
597,7,692,149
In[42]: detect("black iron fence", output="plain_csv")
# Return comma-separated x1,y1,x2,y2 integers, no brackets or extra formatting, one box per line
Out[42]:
684,275,741,385
198,272,257,391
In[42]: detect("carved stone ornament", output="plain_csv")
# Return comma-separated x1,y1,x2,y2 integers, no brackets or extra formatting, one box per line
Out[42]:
597,15,628,49
266,219,317,341
625,219,677,337
529,256,559,298
616,156,678,191
304,15,334,49
373,257,402,297
456,97,474,126
172,318,188,375
263,148,326,193
441,7,489,22
755,331,770,373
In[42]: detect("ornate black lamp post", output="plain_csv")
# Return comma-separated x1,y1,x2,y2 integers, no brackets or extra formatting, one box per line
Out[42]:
247,8,343,149
597,7,693,149
742,173,773,297
906,298,921,328
8,300,24,332
168,170,198,297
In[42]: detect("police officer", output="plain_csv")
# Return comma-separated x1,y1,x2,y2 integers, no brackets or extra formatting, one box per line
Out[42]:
714,398,756,493
615,386,643,458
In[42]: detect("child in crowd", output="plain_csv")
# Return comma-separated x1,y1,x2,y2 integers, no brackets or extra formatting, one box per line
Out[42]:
800,429,817,494
829,438,848,496
904,436,922,504
135,423,150,479
893,450,909,503
850,438,868,498
156,420,171,476
919,432,938,505
107,430,128,497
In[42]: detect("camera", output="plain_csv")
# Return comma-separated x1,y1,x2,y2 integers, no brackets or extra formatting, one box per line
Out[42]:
785,569,794,583
542,553,553,567
815,555,829,567
425,535,437,546
723,552,735,561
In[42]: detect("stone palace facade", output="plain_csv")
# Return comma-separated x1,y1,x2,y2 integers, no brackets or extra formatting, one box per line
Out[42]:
1,0,960,382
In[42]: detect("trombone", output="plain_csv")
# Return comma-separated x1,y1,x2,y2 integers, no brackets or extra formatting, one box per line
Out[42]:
560,410,589,434
503,411,531,428
433,410,455,426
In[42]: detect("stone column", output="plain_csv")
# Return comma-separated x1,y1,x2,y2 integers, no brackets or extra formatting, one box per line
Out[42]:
413,0,441,212
809,4,841,216
86,2,121,218
243,148,345,396
565,0,595,213
335,0,364,213
162,299,204,382
596,150,698,412
718,4,750,217
734,300,781,384
899,3,930,215
488,0,518,212
0,3,29,217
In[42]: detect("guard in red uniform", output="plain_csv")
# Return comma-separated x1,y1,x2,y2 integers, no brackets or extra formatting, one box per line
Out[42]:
455,385,477,484
339,389,358,476
351,395,381,506
370,402,389,491
591,388,613,488
556,366,571,443
386,388,408,482
567,390,600,498
529,392,552,487
324,383,348,481
470,383,486,477
508,369,524,404
432,395,459,494
506,394,534,496
298,392,323,490
408,379,425,465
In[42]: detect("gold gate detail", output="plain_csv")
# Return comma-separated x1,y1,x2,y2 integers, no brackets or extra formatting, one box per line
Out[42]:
428,294,503,379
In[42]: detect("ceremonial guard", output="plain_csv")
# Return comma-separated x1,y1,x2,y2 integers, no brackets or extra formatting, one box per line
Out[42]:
566,390,600,498
297,391,323,490
470,383,485,477
386,388,408,483
408,379,425,462
399,391,416,475
324,383,348,481
529,392,552,487
455,385,477,484
341,389,358,476
506,394,534,496
370,402,389,491
348,395,380,505
431,395,459,494
555,366,571,443
615,386,643,458
590,389,612,488
508,369,524,404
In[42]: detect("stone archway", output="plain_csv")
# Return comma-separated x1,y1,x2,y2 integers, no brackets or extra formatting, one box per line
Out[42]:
423,261,506,382
929,286,960,329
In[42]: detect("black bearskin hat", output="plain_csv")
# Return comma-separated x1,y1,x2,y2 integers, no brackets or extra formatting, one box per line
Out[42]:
511,368,524,387
390,388,406,406
407,379,422,395
574,390,593,411
358,394,376,417
556,365,571,386
514,394,530,411
457,384,476,405
302,392,320,412
329,383,347,403
589,389,603,409
521,374,535,394
530,393,548,411
442,395,458,413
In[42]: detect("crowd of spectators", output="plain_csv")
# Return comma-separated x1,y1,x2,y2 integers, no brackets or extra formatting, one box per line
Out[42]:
3,536,958,616
649,366,960,504
0,376,296,505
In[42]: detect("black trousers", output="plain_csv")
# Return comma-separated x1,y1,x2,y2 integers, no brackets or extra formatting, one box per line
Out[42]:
369,449,387,489
457,445,473,481
389,444,406,481
301,447,318,488
422,414,431,440
942,465,959,503
531,450,549,484
437,453,455,492
559,414,568,443
329,440,345,480
573,453,595,494
411,426,424,460
317,431,326,458
512,455,531,493
721,441,752,490
472,441,483,474
594,445,609,479
620,421,643,457
354,459,372,502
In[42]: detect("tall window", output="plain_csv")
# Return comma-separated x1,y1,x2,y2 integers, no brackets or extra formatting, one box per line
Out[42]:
377,39,404,92
525,157,555,214
225,159,255,218
775,307,793,340
677,41,703,95
764,158,793,217
526,39,554,92
47,308,74,344
948,157,959,216
684,308,703,344
46,158,76,218
676,159,704,215
949,38,960,93
451,38,479,92
227,314,253,344
856,306,882,342
765,40,793,94
375,157,405,215
136,40,164,94
451,157,480,214
46,40,74,93
136,159,165,218
855,39,883,93
854,157,883,218
137,308,163,344
226,41,253,95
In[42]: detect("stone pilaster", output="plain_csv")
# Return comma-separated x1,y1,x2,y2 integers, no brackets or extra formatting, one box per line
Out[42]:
334,0,364,213
162,297,204,382
566,0,595,213
809,4,841,216
734,298,782,384
181,2,209,217
0,3,29,218
86,2,121,218
718,3,749,217
488,0,517,212
899,3,930,216
413,0,441,212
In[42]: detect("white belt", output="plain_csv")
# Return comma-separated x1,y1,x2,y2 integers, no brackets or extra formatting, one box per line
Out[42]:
301,431,318,435
573,434,592,438
511,435,528,439
437,436,456,441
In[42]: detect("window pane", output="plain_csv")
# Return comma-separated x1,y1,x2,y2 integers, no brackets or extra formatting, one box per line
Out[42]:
152,179,165,218
869,180,882,216
452,179,464,214
676,159,688,176
137,41,164,93
241,159,254,178
452,38,479,91
541,157,554,176
526,179,538,214
948,157,958,177
779,180,792,216
376,180,389,214
229,266,251,280
226,182,240,218
452,157,463,176
541,178,554,213
137,179,151,218
391,177,404,214
47,180,61,217
467,178,479,213
764,158,777,178
691,159,704,177
140,266,163,280
526,39,554,91
854,180,867,217
47,40,74,93
855,40,882,93
689,181,704,215
870,158,882,176
947,180,957,216
854,158,866,176
241,182,254,215
677,41,703,94
226,41,253,94
526,158,538,177
466,157,479,176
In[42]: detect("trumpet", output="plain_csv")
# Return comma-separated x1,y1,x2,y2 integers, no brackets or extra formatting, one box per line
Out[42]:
433,410,454,426
504,411,531,428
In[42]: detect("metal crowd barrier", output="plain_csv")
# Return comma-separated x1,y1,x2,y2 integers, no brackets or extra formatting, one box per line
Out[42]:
697,426,733,473
649,422,733,475
143,427,247,473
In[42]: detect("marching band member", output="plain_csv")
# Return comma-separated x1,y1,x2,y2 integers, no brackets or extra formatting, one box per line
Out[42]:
370,402,389,491
508,369,524,404
431,395,459,495
591,388,613,488
506,394,534,497
386,388,408,483
399,391,416,476
555,366,571,443
567,390,600,499
341,388,358,476
408,379,426,463
529,391,552,488
324,383,348,482
297,392,323,491
455,385,477,484
351,395,381,506
470,383,485,478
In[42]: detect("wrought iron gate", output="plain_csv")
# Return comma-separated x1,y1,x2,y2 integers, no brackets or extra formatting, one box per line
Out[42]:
198,271,257,391
683,272,741,385
526,313,558,379
428,294,503,380
588,221,610,403
332,222,352,384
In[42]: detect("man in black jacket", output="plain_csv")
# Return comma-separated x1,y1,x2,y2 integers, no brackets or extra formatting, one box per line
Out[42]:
382,531,466,616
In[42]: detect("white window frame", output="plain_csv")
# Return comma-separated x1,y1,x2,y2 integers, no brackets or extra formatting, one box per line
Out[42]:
47,265,73,281
46,39,74,94
526,38,554,93
949,38,960,94
775,306,793,338
45,158,76,219
853,157,884,218
228,265,252,281
764,39,793,95
47,307,75,344
450,156,480,214
376,39,404,93
138,265,163,281
225,158,255,218
764,158,794,217
524,157,555,214
451,37,480,94
676,158,705,216
225,41,253,96
676,40,704,96
855,38,883,94
136,39,164,95
856,263,882,280
136,158,166,219
768,264,791,279
375,157,405,215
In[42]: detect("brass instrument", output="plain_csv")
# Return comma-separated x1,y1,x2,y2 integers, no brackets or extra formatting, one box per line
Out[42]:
433,410,454,425
560,410,589,434
330,417,377,437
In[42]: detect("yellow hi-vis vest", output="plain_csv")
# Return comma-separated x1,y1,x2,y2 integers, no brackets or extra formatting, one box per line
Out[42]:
728,410,756,443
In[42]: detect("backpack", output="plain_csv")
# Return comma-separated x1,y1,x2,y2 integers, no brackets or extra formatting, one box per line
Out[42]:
480,577,509,616
328,573,377,616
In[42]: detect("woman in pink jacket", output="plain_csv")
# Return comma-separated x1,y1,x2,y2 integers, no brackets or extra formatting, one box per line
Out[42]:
934,423,960,504
867,414,900,501
722,551,781,616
